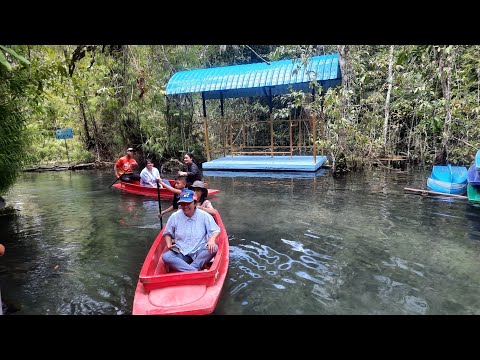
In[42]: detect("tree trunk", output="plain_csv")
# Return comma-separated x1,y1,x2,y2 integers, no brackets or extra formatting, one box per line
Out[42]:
90,114,101,162
435,46,453,152
79,99,93,150
477,67,480,106
337,45,350,118
383,45,395,154
82,91,100,161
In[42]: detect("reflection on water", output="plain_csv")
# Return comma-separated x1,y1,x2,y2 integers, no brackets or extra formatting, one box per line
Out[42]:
2,168,480,314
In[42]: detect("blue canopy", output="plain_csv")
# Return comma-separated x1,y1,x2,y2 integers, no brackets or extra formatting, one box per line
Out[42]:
165,53,341,100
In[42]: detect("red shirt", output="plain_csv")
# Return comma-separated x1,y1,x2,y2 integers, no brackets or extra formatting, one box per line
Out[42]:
115,156,138,174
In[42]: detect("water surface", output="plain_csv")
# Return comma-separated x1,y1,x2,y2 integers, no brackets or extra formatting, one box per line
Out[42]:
1,168,480,315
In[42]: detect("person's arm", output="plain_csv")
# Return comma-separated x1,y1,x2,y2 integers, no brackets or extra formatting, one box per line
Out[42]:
160,181,181,194
204,212,220,253
197,200,218,216
154,168,161,182
206,231,219,253
187,162,200,178
139,169,148,186
158,206,173,218
162,217,177,250
150,176,160,188
114,163,120,178
163,234,175,249
151,168,162,187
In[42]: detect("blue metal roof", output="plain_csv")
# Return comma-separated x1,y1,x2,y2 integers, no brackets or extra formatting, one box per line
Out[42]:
165,54,341,99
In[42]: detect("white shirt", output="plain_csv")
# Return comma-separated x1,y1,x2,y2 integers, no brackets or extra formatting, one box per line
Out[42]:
140,166,160,186
163,207,220,256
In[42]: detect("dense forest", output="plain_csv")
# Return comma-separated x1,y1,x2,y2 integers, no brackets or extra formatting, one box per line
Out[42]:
1,45,480,195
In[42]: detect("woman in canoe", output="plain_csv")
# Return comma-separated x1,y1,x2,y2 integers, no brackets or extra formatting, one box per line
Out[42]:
189,180,217,216
140,159,162,187
178,152,202,186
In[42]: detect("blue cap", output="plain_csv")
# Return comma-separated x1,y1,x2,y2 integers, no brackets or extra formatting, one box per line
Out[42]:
178,189,195,203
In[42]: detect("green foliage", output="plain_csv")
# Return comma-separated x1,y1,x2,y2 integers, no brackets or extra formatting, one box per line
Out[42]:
0,45,45,194
2,44,480,188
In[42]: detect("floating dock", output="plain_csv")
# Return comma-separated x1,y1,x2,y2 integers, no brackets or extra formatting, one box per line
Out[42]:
202,155,327,172
203,168,327,179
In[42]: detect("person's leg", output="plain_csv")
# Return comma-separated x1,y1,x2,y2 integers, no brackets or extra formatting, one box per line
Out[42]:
120,174,132,182
162,250,197,272
131,174,141,181
190,246,218,270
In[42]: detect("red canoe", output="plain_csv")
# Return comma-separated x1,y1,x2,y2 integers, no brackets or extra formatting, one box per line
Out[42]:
132,211,229,315
112,180,220,200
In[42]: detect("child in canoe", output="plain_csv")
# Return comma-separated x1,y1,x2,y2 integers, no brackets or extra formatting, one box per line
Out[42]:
158,176,187,218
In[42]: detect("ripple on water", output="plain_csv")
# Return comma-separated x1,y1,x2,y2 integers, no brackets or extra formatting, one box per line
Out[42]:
226,230,348,314
5,169,480,315
374,274,429,314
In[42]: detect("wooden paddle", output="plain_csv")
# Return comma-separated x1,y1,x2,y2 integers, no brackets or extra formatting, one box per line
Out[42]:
108,175,121,189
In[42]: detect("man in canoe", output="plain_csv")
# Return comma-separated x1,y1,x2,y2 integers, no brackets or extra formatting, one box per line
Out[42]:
162,189,220,272
114,147,141,183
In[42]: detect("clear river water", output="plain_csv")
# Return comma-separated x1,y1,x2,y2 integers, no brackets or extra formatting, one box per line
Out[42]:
1,167,480,315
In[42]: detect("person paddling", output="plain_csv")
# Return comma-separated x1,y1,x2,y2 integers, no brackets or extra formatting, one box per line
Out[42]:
114,147,141,183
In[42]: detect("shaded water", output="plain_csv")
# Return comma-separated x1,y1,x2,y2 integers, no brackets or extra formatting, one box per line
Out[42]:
1,168,480,315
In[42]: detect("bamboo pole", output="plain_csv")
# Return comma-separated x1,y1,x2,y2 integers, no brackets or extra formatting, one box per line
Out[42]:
243,123,246,151
202,93,210,161
220,94,226,158
270,112,274,157
230,122,233,159
298,118,302,151
204,115,210,162
404,187,468,199
221,115,226,157
312,111,317,164
289,112,293,159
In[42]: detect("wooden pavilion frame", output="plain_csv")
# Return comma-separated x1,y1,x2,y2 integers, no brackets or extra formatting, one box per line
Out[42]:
198,87,321,164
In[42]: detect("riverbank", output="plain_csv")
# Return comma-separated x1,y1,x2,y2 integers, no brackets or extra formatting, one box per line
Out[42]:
23,161,114,172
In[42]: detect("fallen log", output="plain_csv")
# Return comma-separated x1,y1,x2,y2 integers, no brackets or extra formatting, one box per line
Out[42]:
24,162,114,172
404,187,468,199
24,163,96,172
